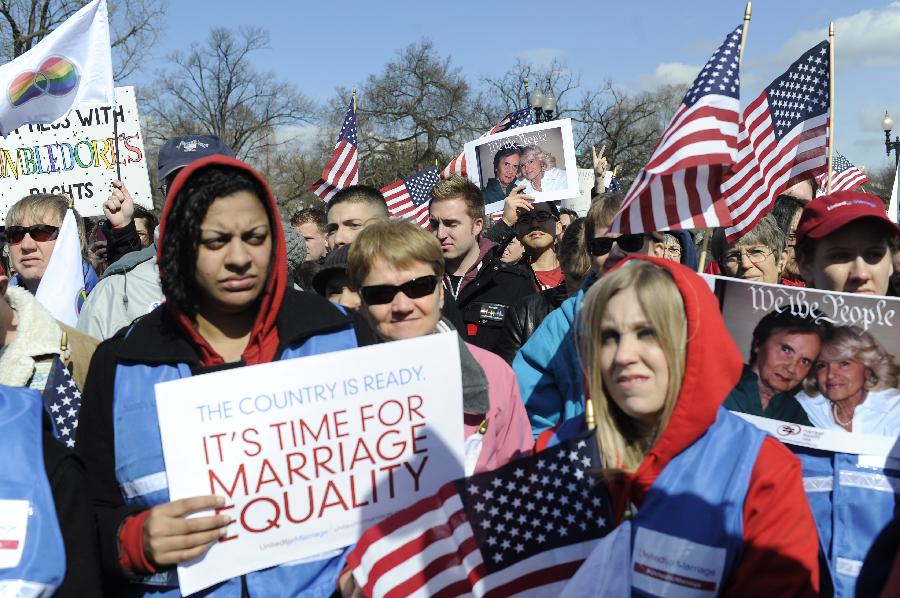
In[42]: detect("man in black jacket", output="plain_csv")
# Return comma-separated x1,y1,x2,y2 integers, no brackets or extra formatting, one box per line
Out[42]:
428,176,536,352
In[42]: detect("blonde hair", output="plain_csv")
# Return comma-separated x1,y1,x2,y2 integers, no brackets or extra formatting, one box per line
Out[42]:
347,220,445,289
6,193,91,260
803,326,900,395
429,175,485,223
577,260,687,474
521,145,557,170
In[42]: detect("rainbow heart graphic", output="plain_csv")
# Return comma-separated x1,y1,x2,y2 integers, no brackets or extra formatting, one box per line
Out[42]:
9,56,79,107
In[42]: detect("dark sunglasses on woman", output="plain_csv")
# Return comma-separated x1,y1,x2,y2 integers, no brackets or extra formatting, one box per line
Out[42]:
6,224,60,244
587,233,647,257
359,275,438,305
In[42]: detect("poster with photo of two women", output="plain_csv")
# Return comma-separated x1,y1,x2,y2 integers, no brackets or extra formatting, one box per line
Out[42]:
707,275,900,463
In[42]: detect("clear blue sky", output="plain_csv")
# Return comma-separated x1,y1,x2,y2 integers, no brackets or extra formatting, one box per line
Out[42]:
123,0,900,173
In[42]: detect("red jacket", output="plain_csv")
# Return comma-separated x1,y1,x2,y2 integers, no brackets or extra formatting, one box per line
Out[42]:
610,256,820,596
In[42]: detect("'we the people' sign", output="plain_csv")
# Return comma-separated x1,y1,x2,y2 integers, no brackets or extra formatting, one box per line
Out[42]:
155,332,465,595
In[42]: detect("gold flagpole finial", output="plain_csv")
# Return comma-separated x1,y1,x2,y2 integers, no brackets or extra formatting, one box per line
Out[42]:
739,2,752,67
352,87,357,112
744,1,752,21
60,330,68,353
64,193,74,210
585,397,596,430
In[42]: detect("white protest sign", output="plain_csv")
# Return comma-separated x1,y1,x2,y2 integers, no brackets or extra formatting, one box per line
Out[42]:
0,85,151,219
156,332,466,596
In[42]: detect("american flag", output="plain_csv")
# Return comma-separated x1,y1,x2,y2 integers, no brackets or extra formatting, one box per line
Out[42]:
347,429,613,597
610,25,743,234
42,356,82,448
310,98,359,202
381,167,441,228
722,41,830,241
815,152,869,194
607,176,622,193
441,107,534,179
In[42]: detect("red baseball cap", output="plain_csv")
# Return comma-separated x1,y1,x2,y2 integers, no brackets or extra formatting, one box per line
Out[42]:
795,190,900,245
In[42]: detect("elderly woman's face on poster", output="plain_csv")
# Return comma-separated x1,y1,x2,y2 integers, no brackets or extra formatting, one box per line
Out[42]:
522,151,543,181
814,347,868,403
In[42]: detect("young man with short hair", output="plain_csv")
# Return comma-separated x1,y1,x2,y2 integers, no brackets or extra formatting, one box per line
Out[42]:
325,185,389,250
291,206,329,263
428,176,535,352
796,190,899,296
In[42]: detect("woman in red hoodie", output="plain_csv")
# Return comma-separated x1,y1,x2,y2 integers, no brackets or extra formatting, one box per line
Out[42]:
574,256,819,596
76,156,374,596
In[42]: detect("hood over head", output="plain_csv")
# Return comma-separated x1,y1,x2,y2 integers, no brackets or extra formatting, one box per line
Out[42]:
156,155,287,366
605,255,743,506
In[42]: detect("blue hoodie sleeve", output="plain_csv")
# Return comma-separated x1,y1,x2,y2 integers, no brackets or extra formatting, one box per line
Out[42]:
511,294,586,438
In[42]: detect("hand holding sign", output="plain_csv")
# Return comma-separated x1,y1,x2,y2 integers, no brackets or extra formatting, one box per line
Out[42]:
143,495,232,567
501,184,535,227
103,179,135,228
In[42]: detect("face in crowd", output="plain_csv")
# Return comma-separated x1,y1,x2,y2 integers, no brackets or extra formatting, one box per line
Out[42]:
7,209,61,292
294,221,327,263
800,221,894,295
720,242,783,284
514,203,561,254
754,329,820,397
495,152,520,187
598,284,670,425
195,190,271,316
359,257,443,341
501,236,525,263
429,198,483,262
587,228,665,277
326,201,385,250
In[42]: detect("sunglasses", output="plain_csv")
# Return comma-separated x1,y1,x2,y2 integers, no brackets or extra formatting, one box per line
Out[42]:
360,275,438,305
587,233,646,257
6,224,60,244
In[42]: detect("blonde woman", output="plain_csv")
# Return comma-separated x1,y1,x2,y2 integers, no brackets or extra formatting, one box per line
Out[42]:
796,326,900,434
519,145,567,193
573,256,818,595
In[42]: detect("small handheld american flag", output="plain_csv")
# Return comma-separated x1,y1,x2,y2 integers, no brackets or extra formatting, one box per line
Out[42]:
815,152,868,194
347,428,613,597
310,98,359,202
381,167,441,228
42,356,82,448
611,25,744,234
722,41,830,241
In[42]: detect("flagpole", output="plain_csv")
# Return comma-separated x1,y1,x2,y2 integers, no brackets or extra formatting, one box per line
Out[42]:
697,2,751,273
352,87,357,113
826,22,835,194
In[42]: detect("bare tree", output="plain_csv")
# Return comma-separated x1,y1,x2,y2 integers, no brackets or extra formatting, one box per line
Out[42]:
0,0,167,80
141,26,316,160
347,40,473,184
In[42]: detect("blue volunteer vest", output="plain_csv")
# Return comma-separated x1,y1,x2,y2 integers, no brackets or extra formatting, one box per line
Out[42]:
796,447,896,598
113,325,358,597
0,386,65,597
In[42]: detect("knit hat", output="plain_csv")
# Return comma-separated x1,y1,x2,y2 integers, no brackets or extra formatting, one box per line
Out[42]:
312,244,351,296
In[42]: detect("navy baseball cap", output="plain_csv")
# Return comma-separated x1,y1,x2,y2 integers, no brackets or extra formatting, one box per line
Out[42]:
157,135,236,181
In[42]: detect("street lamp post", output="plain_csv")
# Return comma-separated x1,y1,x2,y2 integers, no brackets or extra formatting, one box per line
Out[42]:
881,111,900,167
528,79,558,123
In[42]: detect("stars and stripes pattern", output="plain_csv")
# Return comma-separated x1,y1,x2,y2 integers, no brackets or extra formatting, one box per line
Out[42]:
722,41,830,241
441,107,534,179
310,98,359,202
42,356,82,448
346,429,613,598
610,25,743,234
815,152,869,194
381,167,441,228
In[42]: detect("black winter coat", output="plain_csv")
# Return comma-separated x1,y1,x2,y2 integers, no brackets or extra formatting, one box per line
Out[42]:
493,284,568,363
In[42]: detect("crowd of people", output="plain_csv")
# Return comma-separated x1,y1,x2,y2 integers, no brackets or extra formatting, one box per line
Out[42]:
2,130,900,598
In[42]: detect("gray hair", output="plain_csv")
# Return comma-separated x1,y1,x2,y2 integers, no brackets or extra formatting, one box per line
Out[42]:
712,214,785,265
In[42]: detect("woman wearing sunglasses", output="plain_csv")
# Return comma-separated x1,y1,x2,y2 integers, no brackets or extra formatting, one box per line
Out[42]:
5,193,99,295
76,156,373,596
347,220,532,475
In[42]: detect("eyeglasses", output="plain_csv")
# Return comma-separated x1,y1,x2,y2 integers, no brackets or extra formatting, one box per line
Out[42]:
516,212,558,227
662,244,683,259
6,224,60,244
587,233,646,257
722,247,774,268
359,275,438,305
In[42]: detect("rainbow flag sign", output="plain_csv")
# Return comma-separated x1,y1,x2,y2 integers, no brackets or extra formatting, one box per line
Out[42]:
0,0,113,136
